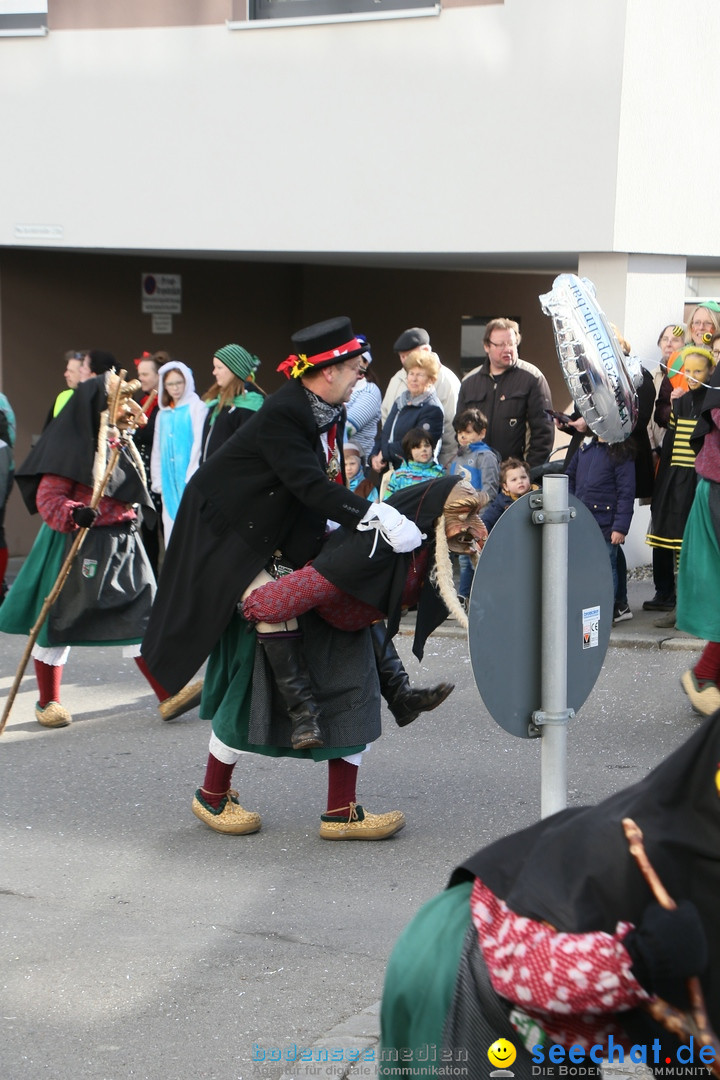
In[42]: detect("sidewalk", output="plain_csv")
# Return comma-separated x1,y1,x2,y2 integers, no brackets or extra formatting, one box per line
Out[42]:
396,572,699,654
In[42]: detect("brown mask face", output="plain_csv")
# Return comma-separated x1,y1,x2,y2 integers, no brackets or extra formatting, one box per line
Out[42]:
116,394,149,432
106,373,148,431
442,479,488,554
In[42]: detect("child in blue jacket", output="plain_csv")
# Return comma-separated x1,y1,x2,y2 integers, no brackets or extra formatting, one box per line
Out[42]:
481,457,533,534
447,409,500,504
383,427,444,499
447,409,500,605
567,436,636,622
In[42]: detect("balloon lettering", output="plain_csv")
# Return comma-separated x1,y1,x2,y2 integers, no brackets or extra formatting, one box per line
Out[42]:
539,274,640,444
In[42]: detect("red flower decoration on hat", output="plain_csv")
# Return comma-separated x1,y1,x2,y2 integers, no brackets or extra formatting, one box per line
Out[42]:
277,354,311,379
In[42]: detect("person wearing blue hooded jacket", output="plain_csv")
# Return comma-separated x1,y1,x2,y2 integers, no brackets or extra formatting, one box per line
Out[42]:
447,408,500,604
447,408,499,501
567,434,635,622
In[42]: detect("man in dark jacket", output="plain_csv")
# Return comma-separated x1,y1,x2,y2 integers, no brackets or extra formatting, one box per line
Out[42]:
455,318,554,469
142,317,428,839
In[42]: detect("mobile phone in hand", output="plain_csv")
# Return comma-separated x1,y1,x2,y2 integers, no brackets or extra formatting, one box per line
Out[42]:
544,409,573,425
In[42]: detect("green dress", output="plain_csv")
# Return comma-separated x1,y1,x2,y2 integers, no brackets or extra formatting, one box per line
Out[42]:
0,522,153,648
201,611,371,760
379,881,472,1078
676,477,720,640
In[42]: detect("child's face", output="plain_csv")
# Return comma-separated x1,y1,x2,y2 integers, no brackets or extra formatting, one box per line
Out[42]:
411,440,433,463
684,355,712,390
457,426,484,448
345,456,361,480
164,372,186,402
503,467,531,497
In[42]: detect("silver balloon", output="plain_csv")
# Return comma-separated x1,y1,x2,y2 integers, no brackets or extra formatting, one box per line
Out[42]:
539,274,638,444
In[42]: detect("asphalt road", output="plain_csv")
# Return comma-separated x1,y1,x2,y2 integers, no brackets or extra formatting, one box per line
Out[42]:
1,618,703,1080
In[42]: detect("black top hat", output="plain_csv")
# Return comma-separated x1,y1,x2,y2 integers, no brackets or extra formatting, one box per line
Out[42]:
278,316,368,379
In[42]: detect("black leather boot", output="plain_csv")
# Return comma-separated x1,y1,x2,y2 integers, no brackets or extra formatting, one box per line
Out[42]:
258,634,324,750
370,621,455,728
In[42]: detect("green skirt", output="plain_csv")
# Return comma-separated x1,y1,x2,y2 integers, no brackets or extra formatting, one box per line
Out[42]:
0,523,153,648
676,478,720,641
201,612,367,761
0,525,65,647
379,881,472,1078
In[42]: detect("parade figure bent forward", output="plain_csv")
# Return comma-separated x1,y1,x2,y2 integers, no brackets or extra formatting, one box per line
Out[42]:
141,317,428,840
0,373,199,728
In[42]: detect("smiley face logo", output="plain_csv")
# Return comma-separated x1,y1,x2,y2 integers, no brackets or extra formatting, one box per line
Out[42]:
488,1039,517,1070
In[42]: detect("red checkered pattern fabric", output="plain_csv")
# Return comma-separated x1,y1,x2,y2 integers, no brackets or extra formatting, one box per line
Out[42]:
243,565,383,631
242,548,431,631
37,474,137,533
470,878,648,1051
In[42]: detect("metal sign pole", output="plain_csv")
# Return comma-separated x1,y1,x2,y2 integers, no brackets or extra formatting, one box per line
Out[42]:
532,474,574,817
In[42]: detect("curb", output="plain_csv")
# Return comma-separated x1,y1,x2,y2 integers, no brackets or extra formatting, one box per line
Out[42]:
278,1000,380,1079
395,619,701,653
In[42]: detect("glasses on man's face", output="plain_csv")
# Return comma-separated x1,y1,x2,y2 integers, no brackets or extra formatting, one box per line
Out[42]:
487,339,517,350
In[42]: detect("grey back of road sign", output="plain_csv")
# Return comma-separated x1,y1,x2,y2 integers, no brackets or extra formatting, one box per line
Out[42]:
468,492,613,738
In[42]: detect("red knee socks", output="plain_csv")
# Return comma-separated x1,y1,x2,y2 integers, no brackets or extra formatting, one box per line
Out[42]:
134,655,170,701
325,758,359,818
199,753,236,808
0,546,8,593
34,659,63,707
694,641,720,687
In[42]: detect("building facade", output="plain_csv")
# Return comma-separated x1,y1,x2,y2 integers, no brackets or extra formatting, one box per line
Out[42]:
1,0,718,551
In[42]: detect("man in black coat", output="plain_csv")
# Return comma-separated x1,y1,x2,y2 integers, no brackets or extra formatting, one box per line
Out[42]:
455,318,554,469
142,317,431,839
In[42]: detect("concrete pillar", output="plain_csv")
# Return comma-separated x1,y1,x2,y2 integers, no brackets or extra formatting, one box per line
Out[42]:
577,252,687,365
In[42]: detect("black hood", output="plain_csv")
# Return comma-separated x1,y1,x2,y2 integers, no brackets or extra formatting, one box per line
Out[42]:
313,475,462,658
16,375,153,514
450,712,720,1028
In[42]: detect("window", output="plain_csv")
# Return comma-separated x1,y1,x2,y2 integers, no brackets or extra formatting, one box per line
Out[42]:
230,0,439,28
0,0,47,36
253,0,434,16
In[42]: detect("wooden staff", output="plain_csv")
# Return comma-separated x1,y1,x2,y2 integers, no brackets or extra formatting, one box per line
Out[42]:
0,378,154,736
622,817,720,1075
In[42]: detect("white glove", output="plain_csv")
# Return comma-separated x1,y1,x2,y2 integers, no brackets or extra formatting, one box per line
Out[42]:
357,502,424,554
385,515,424,553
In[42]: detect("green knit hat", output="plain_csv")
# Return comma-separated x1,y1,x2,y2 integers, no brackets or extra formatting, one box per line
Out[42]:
214,344,260,381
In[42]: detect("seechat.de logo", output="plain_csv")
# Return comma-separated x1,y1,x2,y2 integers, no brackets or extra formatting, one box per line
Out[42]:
488,1038,517,1077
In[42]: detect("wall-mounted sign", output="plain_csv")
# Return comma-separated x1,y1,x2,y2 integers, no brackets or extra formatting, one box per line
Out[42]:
141,273,181,314
152,314,173,334
14,223,63,240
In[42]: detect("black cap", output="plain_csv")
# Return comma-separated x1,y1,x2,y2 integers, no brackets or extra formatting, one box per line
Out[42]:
393,327,430,353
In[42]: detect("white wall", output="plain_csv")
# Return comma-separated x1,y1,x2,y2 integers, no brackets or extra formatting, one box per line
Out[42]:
615,0,720,259
0,0,629,257
578,252,687,363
